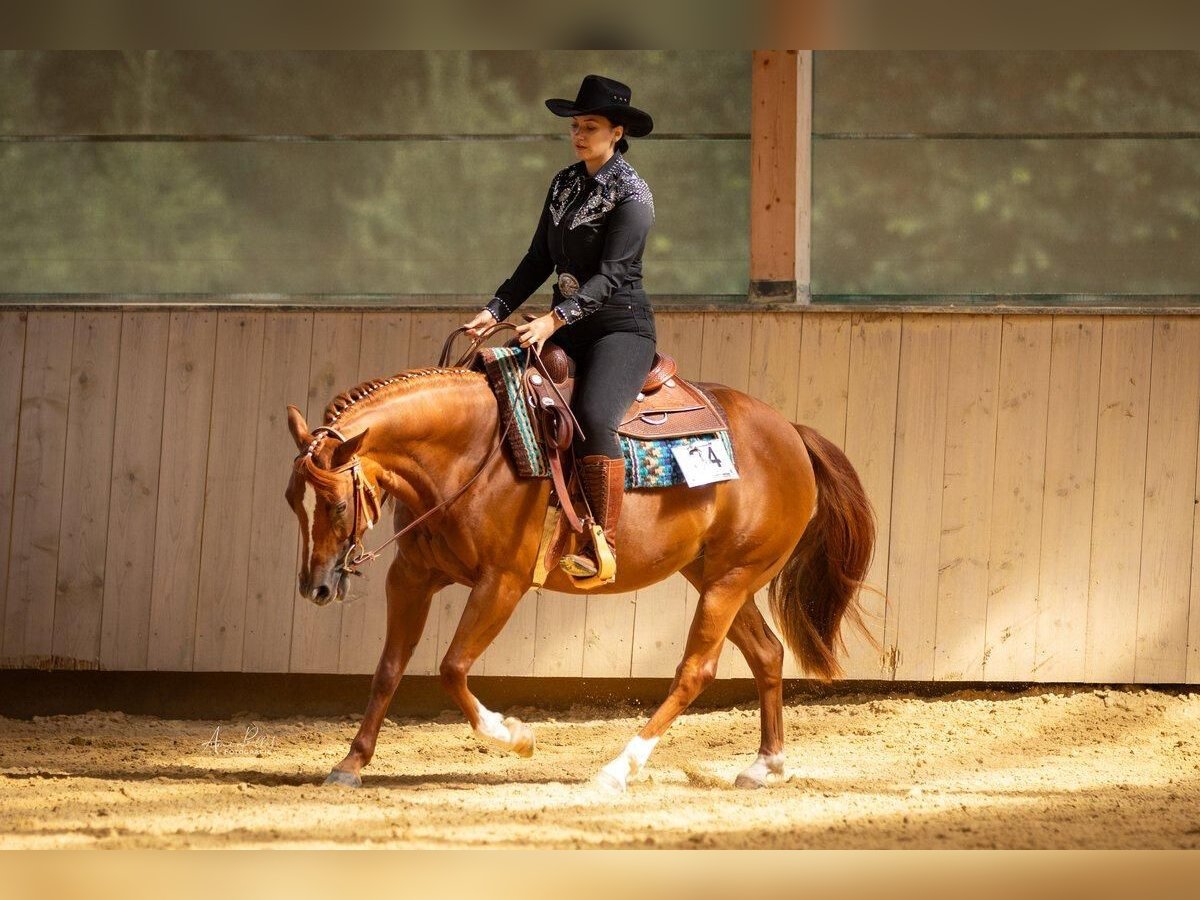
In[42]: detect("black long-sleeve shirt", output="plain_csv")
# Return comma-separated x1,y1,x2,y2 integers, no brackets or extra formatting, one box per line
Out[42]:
486,151,655,325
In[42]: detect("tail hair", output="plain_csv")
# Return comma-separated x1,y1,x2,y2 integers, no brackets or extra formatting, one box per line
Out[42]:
768,424,878,681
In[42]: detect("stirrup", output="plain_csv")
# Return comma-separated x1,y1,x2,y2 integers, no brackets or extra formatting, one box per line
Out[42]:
560,522,616,584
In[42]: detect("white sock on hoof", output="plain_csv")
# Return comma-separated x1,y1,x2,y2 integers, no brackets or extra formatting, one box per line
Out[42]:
737,752,785,785
597,735,659,791
472,701,515,751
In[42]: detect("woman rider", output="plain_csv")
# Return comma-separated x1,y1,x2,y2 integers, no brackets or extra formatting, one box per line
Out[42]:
463,74,657,581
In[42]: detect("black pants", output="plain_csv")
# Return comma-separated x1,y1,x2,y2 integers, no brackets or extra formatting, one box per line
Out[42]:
549,303,657,460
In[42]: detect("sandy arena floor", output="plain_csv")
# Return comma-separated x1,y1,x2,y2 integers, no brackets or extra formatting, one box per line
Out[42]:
2,687,1199,849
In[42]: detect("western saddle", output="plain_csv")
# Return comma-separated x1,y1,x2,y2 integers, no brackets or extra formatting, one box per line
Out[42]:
521,343,727,587
443,322,728,588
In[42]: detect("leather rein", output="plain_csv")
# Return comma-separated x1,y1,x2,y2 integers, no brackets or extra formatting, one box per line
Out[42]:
299,321,542,577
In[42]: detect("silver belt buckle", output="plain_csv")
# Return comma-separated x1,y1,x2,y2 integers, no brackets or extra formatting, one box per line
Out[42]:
557,272,580,298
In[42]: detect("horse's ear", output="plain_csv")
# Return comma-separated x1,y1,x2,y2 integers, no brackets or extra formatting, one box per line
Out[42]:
331,428,370,469
287,405,313,451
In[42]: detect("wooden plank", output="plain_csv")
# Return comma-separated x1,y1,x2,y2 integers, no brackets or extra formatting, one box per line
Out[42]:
840,314,902,680
338,311,413,675
1033,318,1103,682
795,312,851,447
401,312,458,677
100,312,169,670
289,311,363,673
745,312,805,677
1087,317,1153,682
2,312,74,665
51,313,122,667
982,317,1053,681
655,311,707,380
146,312,217,670
243,312,314,673
533,589,587,677
630,575,690,677
699,312,753,392
699,313,754,678
193,313,265,671
1190,376,1200,683
884,316,951,681
790,311,854,677
1135,318,1200,683
478,590,537,677
933,316,1002,681
0,312,27,659
582,591,636,677
749,312,803,421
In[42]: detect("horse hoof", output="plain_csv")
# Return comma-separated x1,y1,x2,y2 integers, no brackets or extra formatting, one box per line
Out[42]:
593,770,626,795
503,717,536,758
323,769,362,789
733,772,767,790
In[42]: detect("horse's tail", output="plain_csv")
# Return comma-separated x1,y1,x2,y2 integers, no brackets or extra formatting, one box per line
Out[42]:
768,424,877,681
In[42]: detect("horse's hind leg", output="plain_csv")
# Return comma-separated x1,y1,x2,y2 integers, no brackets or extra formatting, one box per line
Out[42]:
726,599,786,788
594,574,749,793
325,561,439,788
439,572,536,757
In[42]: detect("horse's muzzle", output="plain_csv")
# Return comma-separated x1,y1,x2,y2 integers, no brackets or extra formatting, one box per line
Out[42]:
301,569,347,607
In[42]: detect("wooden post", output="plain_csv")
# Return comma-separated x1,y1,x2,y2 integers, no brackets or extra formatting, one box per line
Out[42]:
749,50,812,303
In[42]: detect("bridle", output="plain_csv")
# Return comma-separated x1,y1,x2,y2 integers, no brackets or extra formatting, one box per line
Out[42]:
295,321,536,578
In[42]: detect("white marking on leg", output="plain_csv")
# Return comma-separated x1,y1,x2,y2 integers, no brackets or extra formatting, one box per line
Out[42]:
596,734,659,793
472,699,513,749
470,699,535,756
735,751,785,788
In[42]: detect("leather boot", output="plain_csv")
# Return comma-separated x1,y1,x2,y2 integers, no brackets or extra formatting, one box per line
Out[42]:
560,455,624,580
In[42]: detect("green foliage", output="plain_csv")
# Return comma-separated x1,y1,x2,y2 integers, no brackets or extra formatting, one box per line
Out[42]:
812,52,1200,295
0,51,748,297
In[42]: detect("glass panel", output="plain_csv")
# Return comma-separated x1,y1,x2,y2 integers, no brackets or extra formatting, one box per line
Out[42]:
812,138,1200,295
0,51,749,136
0,139,747,296
814,52,1200,135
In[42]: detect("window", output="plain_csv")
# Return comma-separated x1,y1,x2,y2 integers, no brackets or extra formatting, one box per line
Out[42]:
0,51,750,301
811,52,1200,298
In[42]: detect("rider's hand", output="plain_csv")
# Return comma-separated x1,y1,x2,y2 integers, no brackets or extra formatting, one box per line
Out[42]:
463,308,497,338
516,313,561,353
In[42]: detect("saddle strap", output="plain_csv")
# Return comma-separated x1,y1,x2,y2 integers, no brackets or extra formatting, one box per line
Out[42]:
547,445,584,533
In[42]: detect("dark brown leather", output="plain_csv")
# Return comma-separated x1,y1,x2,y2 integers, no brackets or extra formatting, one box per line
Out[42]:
539,342,575,385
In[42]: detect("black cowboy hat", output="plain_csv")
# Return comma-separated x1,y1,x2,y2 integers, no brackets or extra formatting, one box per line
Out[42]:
545,74,654,138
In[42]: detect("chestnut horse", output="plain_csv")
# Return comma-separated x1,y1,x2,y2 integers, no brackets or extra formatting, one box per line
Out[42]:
284,358,875,792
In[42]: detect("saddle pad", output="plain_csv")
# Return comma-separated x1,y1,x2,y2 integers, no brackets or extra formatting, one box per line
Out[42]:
480,346,737,490
479,345,549,478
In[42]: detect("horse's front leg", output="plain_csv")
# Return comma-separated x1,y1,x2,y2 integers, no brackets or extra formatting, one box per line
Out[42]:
439,572,536,757
325,560,440,787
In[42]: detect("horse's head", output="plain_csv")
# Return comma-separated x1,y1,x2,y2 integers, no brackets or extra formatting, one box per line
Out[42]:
284,405,380,606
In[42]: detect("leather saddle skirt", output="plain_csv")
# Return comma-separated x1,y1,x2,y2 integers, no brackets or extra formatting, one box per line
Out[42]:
530,345,727,441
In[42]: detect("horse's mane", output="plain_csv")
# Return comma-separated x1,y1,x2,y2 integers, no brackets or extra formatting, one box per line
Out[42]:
294,366,484,499
320,366,481,428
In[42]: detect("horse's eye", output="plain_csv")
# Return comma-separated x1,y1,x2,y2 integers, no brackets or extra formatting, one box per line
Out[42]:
334,500,348,514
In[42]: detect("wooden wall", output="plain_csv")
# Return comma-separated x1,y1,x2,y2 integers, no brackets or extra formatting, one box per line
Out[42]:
2,307,1199,684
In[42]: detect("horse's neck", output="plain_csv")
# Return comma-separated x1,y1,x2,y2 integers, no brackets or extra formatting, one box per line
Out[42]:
353,376,498,512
